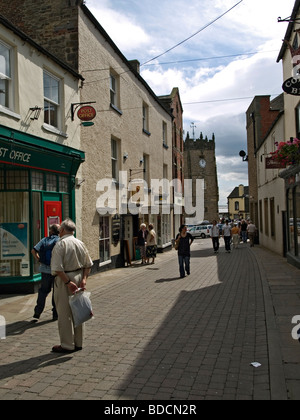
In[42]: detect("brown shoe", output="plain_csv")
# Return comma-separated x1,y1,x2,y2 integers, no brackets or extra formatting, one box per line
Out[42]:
51,345,74,353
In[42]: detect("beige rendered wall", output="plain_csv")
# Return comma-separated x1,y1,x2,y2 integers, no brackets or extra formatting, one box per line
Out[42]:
78,11,173,261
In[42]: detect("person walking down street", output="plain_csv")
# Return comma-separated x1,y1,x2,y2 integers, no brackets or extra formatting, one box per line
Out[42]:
31,224,60,321
240,220,248,243
176,225,194,278
210,220,220,254
247,221,257,248
222,220,232,253
137,223,148,264
232,223,240,249
51,219,93,353
146,224,157,264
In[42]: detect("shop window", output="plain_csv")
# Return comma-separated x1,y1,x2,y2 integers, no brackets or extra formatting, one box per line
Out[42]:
0,192,30,277
32,171,44,191
59,176,68,193
62,196,70,220
158,214,171,247
0,40,12,110
44,70,60,128
6,170,29,190
99,216,111,265
46,173,57,192
0,169,4,190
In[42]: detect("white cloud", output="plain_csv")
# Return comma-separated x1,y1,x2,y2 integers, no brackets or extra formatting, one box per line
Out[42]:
217,156,248,204
86,0,151,53
84,0,295,206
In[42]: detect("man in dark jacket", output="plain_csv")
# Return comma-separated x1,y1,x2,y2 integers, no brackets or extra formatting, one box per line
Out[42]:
31,224,60,320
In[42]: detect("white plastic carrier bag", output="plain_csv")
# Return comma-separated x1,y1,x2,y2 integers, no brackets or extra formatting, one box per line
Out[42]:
69,289,94,328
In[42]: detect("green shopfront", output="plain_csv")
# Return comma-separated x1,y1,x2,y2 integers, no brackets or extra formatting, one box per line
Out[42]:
0,125,85,293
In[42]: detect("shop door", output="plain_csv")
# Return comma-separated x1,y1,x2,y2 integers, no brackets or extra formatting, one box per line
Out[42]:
43,201,62,236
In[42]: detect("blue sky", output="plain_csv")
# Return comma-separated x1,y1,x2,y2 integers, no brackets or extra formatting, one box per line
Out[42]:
85,0,295,205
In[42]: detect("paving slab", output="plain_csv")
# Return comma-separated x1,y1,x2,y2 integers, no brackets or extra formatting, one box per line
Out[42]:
0,239,299,400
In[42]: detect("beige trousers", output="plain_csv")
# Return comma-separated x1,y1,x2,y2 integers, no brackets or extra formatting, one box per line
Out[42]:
54,270,84,350
232,234,239,248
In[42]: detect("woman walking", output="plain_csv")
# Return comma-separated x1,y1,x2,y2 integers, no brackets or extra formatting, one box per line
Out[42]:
146,224,157,264
175,225,194,278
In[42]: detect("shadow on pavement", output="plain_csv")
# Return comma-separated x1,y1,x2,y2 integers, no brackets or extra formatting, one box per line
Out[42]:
118,247,269,400
6,319,54,337
0,353,72,381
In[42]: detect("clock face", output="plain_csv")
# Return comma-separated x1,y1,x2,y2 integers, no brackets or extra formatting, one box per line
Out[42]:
199,159,206,168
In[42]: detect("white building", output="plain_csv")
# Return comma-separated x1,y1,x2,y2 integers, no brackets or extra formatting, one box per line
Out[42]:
0,15,84,292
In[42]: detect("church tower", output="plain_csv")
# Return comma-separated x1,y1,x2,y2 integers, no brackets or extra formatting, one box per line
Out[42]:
184,133,219,223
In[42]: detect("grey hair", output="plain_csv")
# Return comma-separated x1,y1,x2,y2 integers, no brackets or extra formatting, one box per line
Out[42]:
61,218,76,233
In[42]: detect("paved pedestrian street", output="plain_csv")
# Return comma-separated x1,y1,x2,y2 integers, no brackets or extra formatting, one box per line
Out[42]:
0,239,300,400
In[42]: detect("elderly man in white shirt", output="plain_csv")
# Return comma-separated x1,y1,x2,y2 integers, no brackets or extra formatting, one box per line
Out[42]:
51,218,93,353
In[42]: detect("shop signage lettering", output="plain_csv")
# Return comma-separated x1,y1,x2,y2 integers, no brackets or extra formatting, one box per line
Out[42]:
0,147,31,163
265,157,286,169
282,77,300,96
77,105,96,121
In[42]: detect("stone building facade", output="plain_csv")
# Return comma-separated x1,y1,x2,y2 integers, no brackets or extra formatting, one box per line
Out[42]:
184,135,219,223
159,88,184,235
246,95,283,229
277,0,300,268
1,0,174,273
0,15,84,292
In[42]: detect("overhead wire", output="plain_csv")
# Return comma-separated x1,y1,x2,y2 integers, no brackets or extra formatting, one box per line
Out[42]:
142,50,278,67
82,49,278,86
140,0,244,66
82,0,245,81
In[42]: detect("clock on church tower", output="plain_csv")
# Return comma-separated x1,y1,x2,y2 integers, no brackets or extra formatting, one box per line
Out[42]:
199,158,206,168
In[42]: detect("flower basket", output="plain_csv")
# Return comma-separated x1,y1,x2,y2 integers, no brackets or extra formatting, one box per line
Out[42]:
270,138,300,167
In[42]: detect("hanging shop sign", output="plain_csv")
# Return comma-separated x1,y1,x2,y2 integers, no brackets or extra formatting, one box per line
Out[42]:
77,105,97,122
265,157,286,169
282,77,300,96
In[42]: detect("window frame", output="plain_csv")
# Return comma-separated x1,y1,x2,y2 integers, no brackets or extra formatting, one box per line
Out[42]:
110,71,122,114
142,103,151,136
111,138,119,183
163,121,168,148
43,70,61,130
99,215,111,266
0,39,14,112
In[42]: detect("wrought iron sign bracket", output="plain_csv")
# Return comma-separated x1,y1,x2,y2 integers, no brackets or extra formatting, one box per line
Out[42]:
71,101,96,121
278,16,300,23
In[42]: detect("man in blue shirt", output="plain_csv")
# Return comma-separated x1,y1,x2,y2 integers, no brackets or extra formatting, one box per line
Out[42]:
31,224,60,320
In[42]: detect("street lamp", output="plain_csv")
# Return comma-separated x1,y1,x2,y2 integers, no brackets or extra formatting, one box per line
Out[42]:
239,150,248,162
